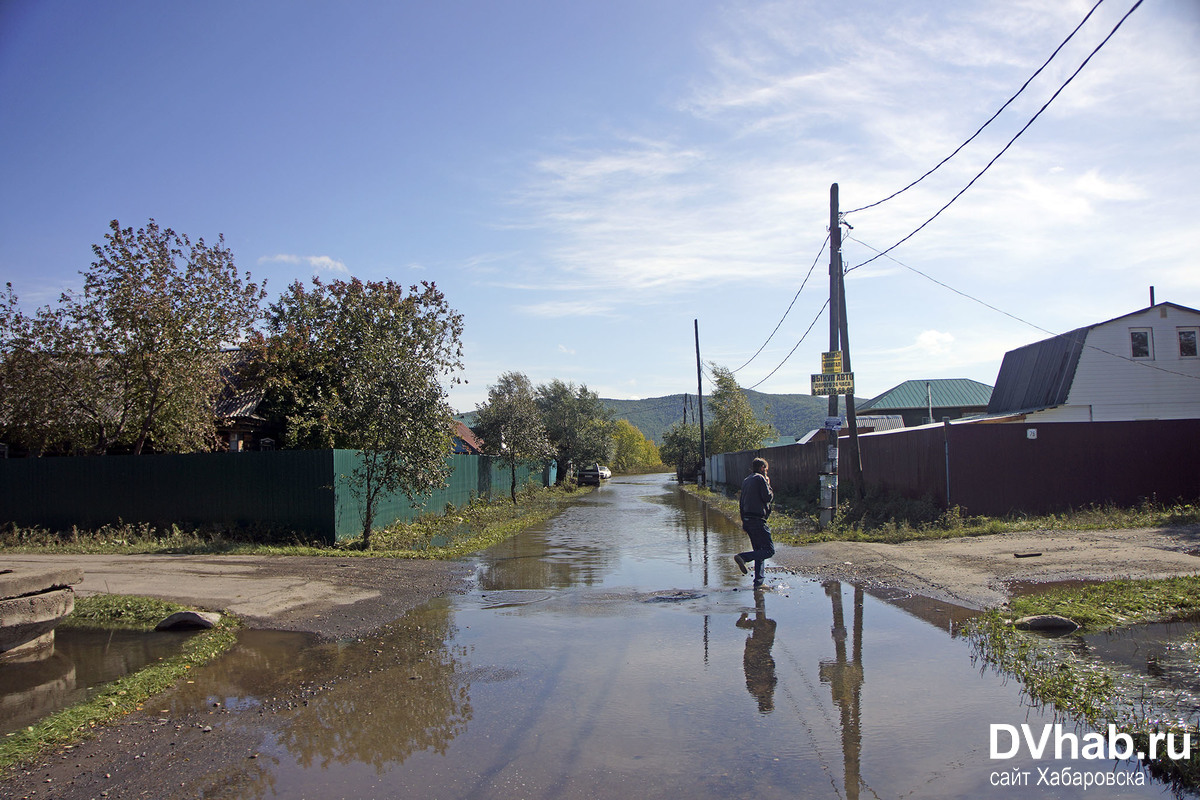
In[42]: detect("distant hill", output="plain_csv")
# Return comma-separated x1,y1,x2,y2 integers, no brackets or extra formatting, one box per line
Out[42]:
604,391,864,444
460,392,862,445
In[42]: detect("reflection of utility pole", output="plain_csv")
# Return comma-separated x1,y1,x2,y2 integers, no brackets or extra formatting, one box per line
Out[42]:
820,581,864,800
694,319,707,488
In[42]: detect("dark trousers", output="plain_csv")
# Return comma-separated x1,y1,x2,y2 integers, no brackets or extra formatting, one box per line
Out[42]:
738,517,775,582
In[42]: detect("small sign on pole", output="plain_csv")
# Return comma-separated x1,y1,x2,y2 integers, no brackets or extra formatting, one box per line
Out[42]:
811,372,854,396
821,351,843,374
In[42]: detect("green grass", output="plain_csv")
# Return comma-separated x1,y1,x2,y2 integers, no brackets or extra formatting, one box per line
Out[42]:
1006,575,1200,631
681,484,1200,545
0,484,590,558
968,578,1200,792
0,595,240,771
362,483,589,557
0,484,590,771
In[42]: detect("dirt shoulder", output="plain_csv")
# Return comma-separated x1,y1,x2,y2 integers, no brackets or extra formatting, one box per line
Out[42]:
3,553,474,641
772,524,1200,610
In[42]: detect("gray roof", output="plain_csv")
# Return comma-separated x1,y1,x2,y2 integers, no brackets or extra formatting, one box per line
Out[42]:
986,329,1086,415
986,302,1200,415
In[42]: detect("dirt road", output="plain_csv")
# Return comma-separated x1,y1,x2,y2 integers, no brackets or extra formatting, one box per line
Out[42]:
772,524,1200,609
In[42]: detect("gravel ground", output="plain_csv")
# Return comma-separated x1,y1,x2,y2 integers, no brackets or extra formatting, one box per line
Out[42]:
771,524,1200,609
4,526,1200,798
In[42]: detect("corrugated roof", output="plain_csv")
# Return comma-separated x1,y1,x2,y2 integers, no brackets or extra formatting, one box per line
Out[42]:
985,302,1200,415
986,328,1087,414
858,379,993,411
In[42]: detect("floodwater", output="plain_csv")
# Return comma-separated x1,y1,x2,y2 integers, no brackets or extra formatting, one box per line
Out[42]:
0,627,193,735
7,474,1196,798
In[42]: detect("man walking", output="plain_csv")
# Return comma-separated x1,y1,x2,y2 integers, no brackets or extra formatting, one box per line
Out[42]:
734,457,774,589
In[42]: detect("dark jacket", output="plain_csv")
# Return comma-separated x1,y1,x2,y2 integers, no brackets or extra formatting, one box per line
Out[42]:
739,472,773,520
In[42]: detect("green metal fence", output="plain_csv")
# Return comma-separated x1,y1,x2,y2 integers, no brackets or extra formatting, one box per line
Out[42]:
0,450,555,545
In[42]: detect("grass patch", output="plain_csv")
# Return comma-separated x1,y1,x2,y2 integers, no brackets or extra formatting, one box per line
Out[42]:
0,484,590,558
968,579,1200,792
364,483,588,558
679,483,1200,546
0,595,240,771
1006,575,1200,632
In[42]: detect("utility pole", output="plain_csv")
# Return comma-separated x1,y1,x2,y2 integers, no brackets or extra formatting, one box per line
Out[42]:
838,251,864,499
694,319,707,487
820,185,842,526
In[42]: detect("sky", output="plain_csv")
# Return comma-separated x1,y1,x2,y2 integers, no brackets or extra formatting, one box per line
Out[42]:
2,0,1197,417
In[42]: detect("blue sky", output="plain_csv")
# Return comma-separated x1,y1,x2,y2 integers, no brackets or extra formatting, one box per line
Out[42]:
2,0,1197,415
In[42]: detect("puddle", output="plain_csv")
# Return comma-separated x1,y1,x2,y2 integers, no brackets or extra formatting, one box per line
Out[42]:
6,474,1194,798
0,627,196,735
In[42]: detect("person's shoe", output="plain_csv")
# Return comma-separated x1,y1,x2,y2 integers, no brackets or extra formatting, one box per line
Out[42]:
734,554,748,575
753,579,765,590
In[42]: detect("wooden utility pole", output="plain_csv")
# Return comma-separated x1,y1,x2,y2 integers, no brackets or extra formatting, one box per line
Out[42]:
694,319,707,487
820,185,842,526
838,241,864,498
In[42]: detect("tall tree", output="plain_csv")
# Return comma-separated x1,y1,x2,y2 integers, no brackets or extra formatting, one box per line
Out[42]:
535,379,614,482
258,277,464,543
660,420,702,478
706,364,776,454
0,220,265,455
611,418,661,472
473,371,553,503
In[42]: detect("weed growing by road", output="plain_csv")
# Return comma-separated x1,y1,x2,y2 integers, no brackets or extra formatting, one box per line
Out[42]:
967,579,1200,792
681,484,1199,545
0,595,239,771
0,485,588,557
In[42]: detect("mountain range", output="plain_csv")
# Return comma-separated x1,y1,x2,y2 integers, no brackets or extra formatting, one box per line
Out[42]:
458,391,864,445
602,391,867,444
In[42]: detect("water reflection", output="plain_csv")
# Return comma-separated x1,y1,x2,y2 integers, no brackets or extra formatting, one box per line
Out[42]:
736,590,777,713
14,475,1187,799
820,582,864,800
0,627,192,735
272,603,470,772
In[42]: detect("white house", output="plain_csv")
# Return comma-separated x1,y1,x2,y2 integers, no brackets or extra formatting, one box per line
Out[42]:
986,301,1200,422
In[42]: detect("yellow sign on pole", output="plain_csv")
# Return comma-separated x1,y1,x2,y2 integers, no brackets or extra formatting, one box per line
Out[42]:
821,351,843,374
811,372,855,396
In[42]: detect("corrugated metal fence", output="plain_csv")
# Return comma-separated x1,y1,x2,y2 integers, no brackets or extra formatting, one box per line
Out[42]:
0,451,555,544
707,419,1200,516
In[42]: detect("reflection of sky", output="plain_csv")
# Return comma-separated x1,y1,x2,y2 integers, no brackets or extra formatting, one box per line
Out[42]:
176,475,1168,798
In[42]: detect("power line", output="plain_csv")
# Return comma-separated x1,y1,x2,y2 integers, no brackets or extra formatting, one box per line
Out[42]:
746,298,830,391
846,233,1200,383
847,0,1145,273
846,0,1109,215
732,234,830,374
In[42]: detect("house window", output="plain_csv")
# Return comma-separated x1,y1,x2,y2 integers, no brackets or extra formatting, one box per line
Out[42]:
1180,327,1199,358
1130,328,1154,359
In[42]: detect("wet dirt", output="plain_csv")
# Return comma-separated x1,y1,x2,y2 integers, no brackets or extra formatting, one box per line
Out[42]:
2,475,1195,799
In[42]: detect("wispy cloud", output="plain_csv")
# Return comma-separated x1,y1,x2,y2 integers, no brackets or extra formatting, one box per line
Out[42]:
258,254,348,274
516,300,615,318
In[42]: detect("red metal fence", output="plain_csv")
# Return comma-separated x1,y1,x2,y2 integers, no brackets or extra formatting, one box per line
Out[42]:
708,419,1200,516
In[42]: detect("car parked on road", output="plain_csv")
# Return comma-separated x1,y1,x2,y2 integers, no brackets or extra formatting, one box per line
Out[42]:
577,463,612,485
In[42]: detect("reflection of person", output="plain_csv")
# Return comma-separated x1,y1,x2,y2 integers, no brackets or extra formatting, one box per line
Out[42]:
734,457,774,589
736,591,777,713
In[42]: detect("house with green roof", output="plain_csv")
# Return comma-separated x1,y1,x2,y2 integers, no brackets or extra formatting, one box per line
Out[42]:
855,378,993,427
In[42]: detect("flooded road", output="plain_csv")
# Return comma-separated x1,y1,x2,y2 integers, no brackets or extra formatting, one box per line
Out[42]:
48,475,1193,798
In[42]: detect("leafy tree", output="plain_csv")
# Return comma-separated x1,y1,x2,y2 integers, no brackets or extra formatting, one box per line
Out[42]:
535,379,614,482
257,277,464,543
611,418,661,472
660,420,702,477
473,371,553,503
0,220,265,455
706,364,777,454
